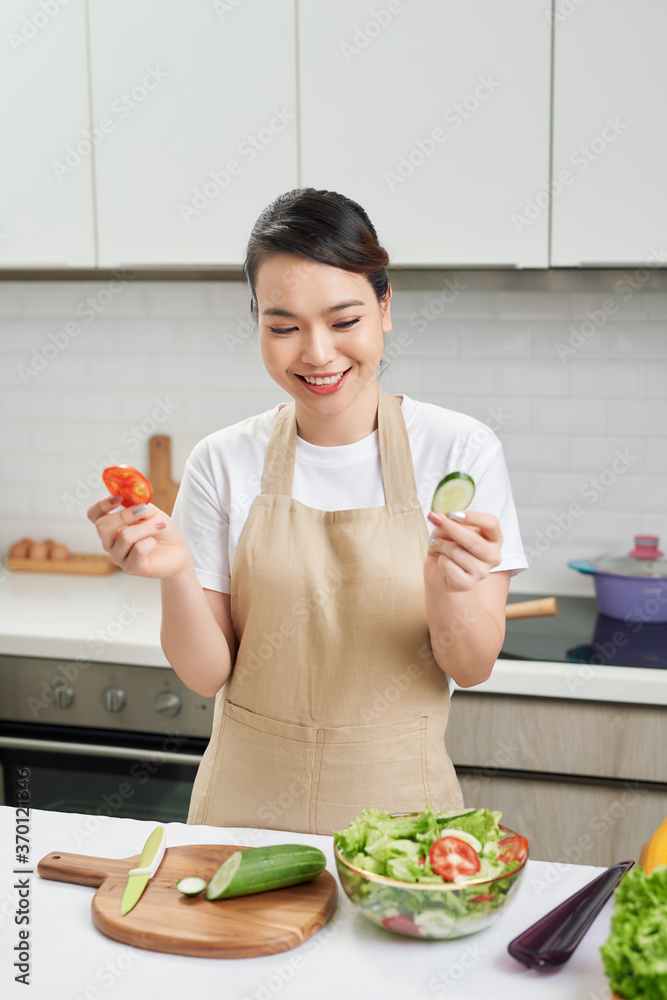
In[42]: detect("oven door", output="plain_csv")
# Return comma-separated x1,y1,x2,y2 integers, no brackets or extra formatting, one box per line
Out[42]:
0,722,206,822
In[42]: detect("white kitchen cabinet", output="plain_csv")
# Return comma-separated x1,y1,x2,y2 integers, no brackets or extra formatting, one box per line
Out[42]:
88,0,298,266
551,1,667,266
298,0,552,268
0,0,95,266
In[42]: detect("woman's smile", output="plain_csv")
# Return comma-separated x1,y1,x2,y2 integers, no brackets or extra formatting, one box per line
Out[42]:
295,367,352,392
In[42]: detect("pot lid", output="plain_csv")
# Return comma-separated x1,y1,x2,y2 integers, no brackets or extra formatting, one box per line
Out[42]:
592,535,667,577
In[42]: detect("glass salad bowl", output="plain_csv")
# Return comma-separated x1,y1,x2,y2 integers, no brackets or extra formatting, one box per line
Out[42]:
334,815,528,941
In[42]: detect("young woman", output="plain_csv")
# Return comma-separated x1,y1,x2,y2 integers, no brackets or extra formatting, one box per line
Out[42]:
88,189,527,835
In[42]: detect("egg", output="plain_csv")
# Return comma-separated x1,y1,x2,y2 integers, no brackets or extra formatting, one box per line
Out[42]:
50,543,70,561
28,541,50,560
43,538,55,558
9,537,33,559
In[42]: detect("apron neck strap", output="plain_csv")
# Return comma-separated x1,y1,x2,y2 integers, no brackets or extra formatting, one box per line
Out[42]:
261,387,420,507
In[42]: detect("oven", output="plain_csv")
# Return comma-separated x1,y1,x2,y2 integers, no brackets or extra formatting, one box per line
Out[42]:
0,655,215,822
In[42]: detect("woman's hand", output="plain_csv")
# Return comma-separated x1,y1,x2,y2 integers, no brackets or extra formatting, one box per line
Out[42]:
424,510,503,594
87,494,193,579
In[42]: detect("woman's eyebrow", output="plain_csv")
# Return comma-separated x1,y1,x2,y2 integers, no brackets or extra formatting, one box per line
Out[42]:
262,299,366,318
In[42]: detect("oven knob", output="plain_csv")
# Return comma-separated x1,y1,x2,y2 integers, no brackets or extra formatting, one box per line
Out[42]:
103,687,126,713
154,691,182,717
52,681,74,709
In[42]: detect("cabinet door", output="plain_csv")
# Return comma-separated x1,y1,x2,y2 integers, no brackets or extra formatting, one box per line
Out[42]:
89,0,298,266
0,1,95,266
457,769,666,868
298,0,552,267
552,1,667,266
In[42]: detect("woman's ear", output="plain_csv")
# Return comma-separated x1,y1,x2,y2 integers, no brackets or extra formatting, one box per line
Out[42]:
381,283,392,334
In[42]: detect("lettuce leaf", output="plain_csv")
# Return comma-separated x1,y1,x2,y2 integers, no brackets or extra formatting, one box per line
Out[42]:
600,865,667,999
333,806,518,884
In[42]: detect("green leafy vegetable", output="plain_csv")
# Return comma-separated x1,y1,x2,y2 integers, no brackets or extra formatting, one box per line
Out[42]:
333,806,518,884
600,864,667,999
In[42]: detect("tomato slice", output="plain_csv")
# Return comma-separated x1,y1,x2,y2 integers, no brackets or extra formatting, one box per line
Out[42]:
497,835,529,866
470,893,494,903
381,915,422,937
102,465,153,508
429,836,481,882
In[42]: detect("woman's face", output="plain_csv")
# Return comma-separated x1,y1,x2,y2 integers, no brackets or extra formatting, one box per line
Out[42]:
256,253,392,420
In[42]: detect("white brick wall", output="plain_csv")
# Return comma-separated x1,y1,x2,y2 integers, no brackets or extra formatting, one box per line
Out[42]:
0,279,665,581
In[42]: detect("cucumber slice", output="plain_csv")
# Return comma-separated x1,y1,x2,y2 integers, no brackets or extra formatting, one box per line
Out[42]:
431,472,475,514
206,844,326,901
437,828,482,853
175,877,207,896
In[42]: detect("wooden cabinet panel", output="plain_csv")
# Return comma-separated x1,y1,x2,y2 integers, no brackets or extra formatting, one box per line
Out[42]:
457,769,665,868
447,693,667,784
447,691,666,867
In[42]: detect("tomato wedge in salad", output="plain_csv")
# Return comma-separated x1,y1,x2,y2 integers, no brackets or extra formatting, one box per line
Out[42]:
497,834,529,866
381,915,422,937
102,465,153,508
429,836,481,882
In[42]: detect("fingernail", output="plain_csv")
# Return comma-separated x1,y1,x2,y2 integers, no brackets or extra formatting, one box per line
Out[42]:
155,522,166,530
448,510,467,521
109,495,123,506
132,504,147,515
428,511,444,526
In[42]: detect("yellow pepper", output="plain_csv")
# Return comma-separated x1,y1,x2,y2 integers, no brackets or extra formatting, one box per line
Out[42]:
643,816,667,874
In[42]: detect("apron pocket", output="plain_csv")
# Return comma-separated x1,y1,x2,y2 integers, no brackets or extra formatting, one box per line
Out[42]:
312,715,432,836
203,701,320,833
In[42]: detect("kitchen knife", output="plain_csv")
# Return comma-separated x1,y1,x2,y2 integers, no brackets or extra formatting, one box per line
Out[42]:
120,826,166,916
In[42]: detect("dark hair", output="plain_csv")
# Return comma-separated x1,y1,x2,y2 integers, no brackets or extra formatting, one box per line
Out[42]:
243,188,390,319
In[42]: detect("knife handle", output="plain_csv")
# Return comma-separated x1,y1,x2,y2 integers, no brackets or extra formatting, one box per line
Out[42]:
37,852,128,887
506,597,558,620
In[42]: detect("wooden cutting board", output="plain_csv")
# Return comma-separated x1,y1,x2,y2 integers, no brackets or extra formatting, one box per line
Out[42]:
38,844,337,959
149,435,180,516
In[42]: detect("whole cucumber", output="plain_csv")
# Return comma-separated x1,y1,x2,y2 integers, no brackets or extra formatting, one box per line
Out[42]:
206,844,326,900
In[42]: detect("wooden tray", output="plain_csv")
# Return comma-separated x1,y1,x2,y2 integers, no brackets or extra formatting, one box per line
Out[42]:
38,844,337,959
6,554,117,575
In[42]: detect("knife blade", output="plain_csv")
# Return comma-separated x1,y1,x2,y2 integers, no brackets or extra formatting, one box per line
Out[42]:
120,826,166,916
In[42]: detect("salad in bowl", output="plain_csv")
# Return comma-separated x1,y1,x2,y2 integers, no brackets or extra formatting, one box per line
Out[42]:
333,806,528,939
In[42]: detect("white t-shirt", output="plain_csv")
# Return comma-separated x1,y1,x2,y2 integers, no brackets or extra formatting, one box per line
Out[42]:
171,393,528,595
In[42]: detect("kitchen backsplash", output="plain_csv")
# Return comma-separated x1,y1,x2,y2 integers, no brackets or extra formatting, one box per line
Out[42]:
1,277,665,594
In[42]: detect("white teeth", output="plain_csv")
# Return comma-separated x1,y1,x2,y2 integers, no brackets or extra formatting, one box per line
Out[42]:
302,371,345,385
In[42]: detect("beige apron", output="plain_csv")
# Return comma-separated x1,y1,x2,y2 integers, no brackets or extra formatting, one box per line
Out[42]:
187,387,463,834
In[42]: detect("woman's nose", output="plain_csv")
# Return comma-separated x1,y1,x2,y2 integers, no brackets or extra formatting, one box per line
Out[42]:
300,328,336,367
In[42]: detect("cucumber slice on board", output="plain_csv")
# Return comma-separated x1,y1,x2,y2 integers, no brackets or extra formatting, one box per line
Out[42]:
175,877,207,896
206,844,327,901
431,472,475,514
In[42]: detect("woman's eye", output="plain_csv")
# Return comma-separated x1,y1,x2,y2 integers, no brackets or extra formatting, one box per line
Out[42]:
269,318,360,334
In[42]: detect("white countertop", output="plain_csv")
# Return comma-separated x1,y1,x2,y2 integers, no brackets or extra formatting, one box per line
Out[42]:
1,564,665,705
0,569,170,668
0,806,618,1000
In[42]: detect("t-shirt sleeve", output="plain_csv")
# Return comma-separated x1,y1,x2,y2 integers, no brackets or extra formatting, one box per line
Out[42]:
170,443,231,594
466,431,528,577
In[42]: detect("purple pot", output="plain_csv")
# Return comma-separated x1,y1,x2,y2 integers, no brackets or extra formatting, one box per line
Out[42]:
569,535,667,624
